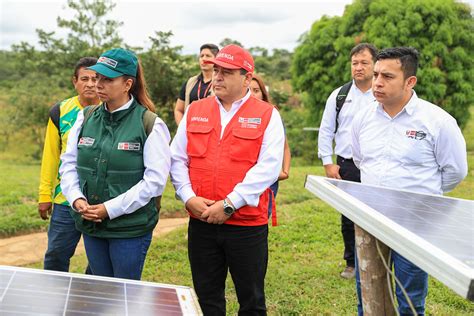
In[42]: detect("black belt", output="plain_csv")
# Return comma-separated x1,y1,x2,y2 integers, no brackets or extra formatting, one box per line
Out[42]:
337,156,353,162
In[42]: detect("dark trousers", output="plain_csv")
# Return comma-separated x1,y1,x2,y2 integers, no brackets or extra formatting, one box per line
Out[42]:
188,218,268,316
337,156,361,267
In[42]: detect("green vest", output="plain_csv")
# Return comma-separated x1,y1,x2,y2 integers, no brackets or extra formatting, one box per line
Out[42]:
74,100,158,238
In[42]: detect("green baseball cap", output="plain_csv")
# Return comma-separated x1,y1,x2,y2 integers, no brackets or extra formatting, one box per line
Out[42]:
88,48,138,78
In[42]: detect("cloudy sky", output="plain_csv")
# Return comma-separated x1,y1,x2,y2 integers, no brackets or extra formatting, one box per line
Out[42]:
2,0,472,54
1,0,354,54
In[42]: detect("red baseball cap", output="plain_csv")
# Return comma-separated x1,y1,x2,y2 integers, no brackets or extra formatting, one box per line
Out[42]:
205,44,254,73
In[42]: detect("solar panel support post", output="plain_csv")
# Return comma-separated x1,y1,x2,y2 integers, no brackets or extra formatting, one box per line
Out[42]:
356,225,396,316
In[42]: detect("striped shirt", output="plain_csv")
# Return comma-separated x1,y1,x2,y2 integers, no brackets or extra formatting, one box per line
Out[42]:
38,96,87,205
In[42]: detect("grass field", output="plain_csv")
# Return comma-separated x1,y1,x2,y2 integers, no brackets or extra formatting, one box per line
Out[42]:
25,163,474,314
4,108,474,314
0,156,187,237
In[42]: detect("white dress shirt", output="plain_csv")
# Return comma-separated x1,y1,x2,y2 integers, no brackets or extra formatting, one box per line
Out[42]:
170,90,285,209
318,81,375,165
351,91,467,195
60,96,172,220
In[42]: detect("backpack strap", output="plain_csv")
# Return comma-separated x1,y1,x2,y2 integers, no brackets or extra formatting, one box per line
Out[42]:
334,81,353,133
184,74,200,109
82,105,155,134
142,109,160,214
142,109,158,137
82,105,101,125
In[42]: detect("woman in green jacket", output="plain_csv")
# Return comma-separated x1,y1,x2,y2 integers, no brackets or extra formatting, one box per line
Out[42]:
60,48,171,280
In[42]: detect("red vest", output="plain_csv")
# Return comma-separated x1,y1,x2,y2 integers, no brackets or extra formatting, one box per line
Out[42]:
186,96,274,226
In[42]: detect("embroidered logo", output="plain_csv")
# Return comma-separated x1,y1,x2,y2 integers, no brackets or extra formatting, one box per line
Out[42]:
216,52,234,61
238,117,261,129
98,56,118,68
191,116,209,122
406,130,427,140
61,120,74,127
78,137,95,146
118,142,141,151
238,117,261,125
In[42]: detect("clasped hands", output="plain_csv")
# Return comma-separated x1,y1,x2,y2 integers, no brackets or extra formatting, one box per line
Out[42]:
185,197,231,225
73,199,108,222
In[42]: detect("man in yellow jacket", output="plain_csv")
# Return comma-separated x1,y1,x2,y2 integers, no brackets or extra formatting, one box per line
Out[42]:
38,57,99,272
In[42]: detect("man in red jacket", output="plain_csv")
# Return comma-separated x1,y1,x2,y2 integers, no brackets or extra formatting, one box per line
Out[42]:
170,44,285,315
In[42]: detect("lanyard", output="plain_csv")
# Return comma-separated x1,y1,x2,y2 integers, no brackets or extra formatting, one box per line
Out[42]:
197,80,212,100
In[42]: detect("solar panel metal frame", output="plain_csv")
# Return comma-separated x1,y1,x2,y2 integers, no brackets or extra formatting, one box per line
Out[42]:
0,265,202,315
305,175,474,301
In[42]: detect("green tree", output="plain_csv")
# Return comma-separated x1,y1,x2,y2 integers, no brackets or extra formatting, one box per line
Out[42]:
249,46,269,57
269,49,292,80
6,81,66,159
57,0,123,48
251,48,293,82
5,0,124,158
21,0,123,79
219,38,243,47
140,31,196,133
292,0,474,128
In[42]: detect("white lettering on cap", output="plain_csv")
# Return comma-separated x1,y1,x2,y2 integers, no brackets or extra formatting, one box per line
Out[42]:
217,52,234,61
243,60,253,70
98,56,118,68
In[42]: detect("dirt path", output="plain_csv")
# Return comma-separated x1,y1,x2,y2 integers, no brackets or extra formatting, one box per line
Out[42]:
0,217,189,266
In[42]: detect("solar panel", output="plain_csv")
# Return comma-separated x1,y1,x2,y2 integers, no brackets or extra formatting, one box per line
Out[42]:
0,265,202,315
305,175,474,301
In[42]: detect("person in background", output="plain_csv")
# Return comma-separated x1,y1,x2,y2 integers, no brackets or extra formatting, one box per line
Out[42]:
38,57,99,273
250,73,291,221
174,43,219,125
170,44,285,315
60,48,171,280
318,43,377,279
352,46,467,315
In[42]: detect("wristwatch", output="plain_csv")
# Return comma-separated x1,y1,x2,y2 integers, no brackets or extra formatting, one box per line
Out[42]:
223,199,236,216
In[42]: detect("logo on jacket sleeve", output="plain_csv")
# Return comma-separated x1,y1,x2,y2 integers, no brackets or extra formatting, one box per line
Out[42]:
78,137,95,146
118,142,141,151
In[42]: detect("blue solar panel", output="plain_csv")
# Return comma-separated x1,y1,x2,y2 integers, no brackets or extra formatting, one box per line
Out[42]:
0,265,202,315
305,175,474,301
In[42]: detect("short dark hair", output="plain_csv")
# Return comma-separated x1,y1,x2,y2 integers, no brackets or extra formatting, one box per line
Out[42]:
240,69,249,76
376,47,419,78
200,43,219,57
350,43,378,61
74,57,98,78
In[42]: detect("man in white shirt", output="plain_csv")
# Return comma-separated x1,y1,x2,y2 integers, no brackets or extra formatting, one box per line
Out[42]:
318,43,377,279
170,44,284,315
351,47,467,315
